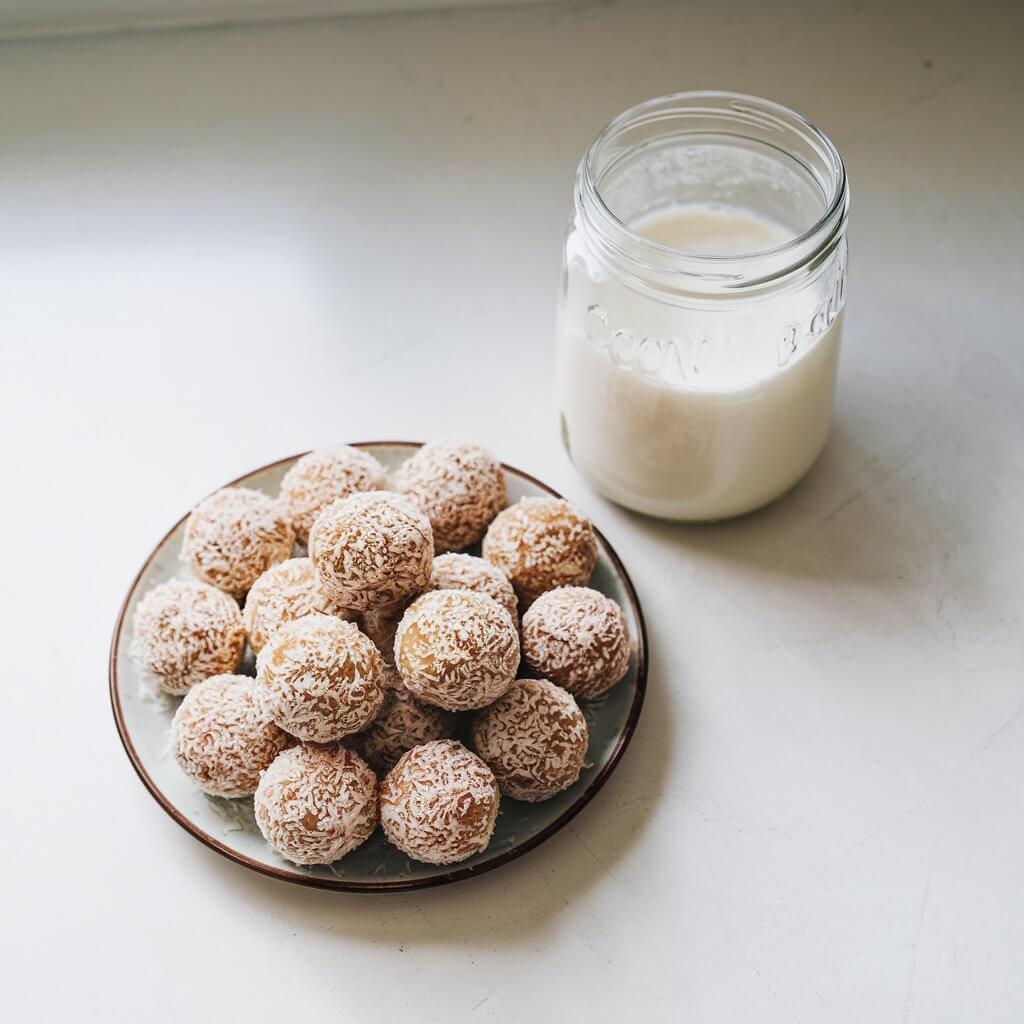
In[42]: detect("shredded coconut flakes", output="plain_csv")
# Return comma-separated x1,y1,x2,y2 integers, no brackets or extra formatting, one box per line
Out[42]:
379,740,500,865
427,552,518,626
279,446,386,544
308,490,433,612
254,745,378,865
131,579,246,695
395,439,506,553
243,557,354,653
255,614,386,742
182,487,294,598
395,589,519,711
172,674,289,798
520,586,631,699
482,497,597,605
472,679,588,801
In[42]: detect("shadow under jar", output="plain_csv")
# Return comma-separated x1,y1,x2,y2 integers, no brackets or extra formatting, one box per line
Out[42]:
556,91,850,520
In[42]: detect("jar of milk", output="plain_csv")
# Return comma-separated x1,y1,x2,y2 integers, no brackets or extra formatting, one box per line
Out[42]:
556,91,849,520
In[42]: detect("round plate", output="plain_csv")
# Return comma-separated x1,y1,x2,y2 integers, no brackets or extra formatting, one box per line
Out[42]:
109,442,648,892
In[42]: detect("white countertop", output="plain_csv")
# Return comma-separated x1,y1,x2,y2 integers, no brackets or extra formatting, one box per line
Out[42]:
3,1,1022,1020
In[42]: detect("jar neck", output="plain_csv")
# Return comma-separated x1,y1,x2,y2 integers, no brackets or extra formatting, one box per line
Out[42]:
575,91,849,301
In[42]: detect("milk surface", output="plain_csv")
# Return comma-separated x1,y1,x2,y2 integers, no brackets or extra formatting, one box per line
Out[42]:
557,204,843,520
632,203,793,256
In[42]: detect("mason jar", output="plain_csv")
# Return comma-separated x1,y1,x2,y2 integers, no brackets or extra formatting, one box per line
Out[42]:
556,91,850,520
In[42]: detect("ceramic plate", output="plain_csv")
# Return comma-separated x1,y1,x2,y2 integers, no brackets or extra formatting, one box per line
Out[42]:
110,442,648,892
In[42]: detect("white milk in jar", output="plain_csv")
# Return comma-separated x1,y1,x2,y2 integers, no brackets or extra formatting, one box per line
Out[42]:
556,93,850,520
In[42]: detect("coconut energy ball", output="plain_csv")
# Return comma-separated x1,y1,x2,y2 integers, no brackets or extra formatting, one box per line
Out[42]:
379,740,500,865
352,682,457,774
279,446,386,544
427,552,518,626
255,745,378,865
309,491,433,612
521,586,631,699
395,590,519,711
172,674,289,798
396,440,506,552
482,496,597,605
243,557,354,654
472,679,588,801
182,487,294,598
255,614,386,742
131,579,246,695
358,600,411,667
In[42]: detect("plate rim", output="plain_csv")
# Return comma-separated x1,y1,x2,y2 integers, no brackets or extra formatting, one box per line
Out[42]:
109,441,648,894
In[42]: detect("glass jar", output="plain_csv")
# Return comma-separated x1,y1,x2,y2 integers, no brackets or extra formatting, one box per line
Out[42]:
556,91,849,520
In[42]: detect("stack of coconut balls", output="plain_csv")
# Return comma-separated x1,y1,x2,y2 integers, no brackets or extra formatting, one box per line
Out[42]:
131,441,632,868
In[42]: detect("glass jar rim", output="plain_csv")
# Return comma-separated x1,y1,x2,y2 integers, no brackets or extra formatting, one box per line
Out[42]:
577,90,850,294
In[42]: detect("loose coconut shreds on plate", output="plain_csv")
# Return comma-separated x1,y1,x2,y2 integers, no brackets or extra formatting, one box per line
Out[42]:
482,496,597,606
279,446,386,545
471,679,589,802
309,491,433,613
379,740,500,865
427,552,519,626
395,589,520,712
255,614,387,742
131,578,247,696
254,745,379,865
172,674,290,798
243,557,355,654
395,439,506,553
182,487,295,598
520,586,631,700
351,684,458,774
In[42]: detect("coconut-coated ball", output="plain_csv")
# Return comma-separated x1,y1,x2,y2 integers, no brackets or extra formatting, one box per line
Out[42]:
395,590,519,711
521,586,631,699
472,679,588,801
379,740,500,865
427,552,518,626
182,487,294,598
396,440,506,552
482,497,597,605
255,745,378,865
172,674,289,797
279,446,386,544
255,614,386,742
131,579,246,695
243,557,354,653
309,491,433,612
358,600,412,667
351,680,457,774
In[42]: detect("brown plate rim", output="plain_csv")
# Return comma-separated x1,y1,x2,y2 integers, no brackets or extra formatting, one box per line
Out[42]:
109,441,649,894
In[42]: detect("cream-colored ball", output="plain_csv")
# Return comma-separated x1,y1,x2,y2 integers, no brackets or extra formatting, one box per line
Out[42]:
396,439,506,552
172,674,289,797
131,579,246,695
351,681,457,774
394,590,519,711
427,552,518,626
379,740,500,865
280,446,386,544
255,745,378,865
182,487,294,598
472,679,588,801
482,496,597,605
255,614,386,742
243,557,354,653
521,586,631,699
309,491,433,612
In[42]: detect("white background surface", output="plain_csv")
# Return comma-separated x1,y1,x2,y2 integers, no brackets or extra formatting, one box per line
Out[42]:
2,1,1022,1021
0,0,544,41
